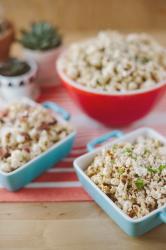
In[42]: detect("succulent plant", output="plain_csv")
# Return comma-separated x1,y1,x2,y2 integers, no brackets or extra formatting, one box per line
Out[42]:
18,21,62,51
0,58,30,76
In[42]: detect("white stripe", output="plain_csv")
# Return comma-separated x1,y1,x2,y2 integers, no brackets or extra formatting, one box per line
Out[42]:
26,181,81,188
71,112,166,126
47,168,74,173
0,181,81,189
131,112,166,127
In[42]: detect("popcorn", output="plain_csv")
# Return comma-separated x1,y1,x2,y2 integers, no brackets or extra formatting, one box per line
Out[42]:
31,144,42,157
0,101,72,173
63,31,166,92
123,201,132,213
10,150,24,170
16,134,25,143
86,136,166,219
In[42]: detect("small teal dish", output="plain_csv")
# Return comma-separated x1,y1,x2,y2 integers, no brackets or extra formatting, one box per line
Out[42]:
0,100,76,191
74,128,166,237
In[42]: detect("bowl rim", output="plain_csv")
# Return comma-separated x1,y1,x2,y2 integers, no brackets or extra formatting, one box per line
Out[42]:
57,51,166,96
74,127,166,223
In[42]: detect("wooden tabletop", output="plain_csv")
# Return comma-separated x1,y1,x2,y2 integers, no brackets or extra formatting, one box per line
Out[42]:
0,202,165,249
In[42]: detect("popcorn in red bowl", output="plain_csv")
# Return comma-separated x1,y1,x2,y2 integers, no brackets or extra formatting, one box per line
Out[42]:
57,31,166,126
57,32,166,126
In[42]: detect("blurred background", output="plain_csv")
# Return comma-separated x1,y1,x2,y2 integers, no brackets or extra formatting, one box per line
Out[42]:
1,0,166,41
0,0,166,109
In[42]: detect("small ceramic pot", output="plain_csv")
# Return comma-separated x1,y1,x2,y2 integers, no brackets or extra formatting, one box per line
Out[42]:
0,58,39,101
22,46,62,86
0,21,15,61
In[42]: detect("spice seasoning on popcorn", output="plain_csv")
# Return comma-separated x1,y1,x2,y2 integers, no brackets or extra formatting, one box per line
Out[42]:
63,31,166,92
0,101,71,173
86,136,166,219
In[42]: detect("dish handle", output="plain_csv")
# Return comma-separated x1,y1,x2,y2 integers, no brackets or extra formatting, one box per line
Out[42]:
42,101,70,121
160,210,166,223
87,130,123,152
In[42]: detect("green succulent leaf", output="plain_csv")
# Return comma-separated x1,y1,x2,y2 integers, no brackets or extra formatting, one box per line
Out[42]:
18,21,62,51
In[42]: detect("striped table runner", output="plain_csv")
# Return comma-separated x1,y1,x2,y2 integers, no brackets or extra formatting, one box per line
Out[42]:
0,85,165,202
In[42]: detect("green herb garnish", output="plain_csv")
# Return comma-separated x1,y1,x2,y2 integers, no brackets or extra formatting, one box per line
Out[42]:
124,148,132,156
118,167,125,175
147,167,158,174
135,178,145,190
158,165,166,173
142,57,150,64
112,144,118,150
144,149,150,155
111,159,115,164
147,165,166,174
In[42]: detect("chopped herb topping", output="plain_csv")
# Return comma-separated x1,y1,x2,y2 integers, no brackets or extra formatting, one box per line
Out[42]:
111,159,115,164
158,165,166,173
86,135,166,219
124,148,132,156
112,144,118,150
135,178,145,190
147,167,158,174
144,149,150,154
118,167,125,175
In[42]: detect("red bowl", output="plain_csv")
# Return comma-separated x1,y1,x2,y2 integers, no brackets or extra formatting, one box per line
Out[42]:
57,54,166,126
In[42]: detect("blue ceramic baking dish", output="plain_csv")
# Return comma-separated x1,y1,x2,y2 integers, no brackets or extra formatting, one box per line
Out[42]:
0,100,76,191
74,128,166,237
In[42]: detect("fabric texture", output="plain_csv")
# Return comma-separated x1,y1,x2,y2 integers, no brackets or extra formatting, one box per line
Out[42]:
0,85,165,202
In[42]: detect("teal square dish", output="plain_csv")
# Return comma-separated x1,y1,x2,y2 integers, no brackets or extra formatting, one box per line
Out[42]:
0,100,76,191
74,128,166,236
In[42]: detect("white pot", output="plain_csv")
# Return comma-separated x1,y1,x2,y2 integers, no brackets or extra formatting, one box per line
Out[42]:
0,59,39,101
22,46,62,86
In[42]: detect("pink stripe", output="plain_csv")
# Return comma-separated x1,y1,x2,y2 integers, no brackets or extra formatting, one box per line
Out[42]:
34,172,77,182
0,188,91,202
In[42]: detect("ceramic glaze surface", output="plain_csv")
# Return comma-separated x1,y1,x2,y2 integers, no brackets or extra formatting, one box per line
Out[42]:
0,101,76,191
74,128,166,236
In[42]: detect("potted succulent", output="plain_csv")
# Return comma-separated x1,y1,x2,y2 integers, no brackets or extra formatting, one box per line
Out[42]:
0,57,38,100
0,19,15,61
18,21,62,86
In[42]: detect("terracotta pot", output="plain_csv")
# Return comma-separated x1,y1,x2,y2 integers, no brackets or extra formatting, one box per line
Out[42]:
0,21,15,61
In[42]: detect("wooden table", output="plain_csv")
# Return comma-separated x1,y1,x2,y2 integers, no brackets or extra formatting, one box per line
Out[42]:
0,202,165,249
0,31,166,249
